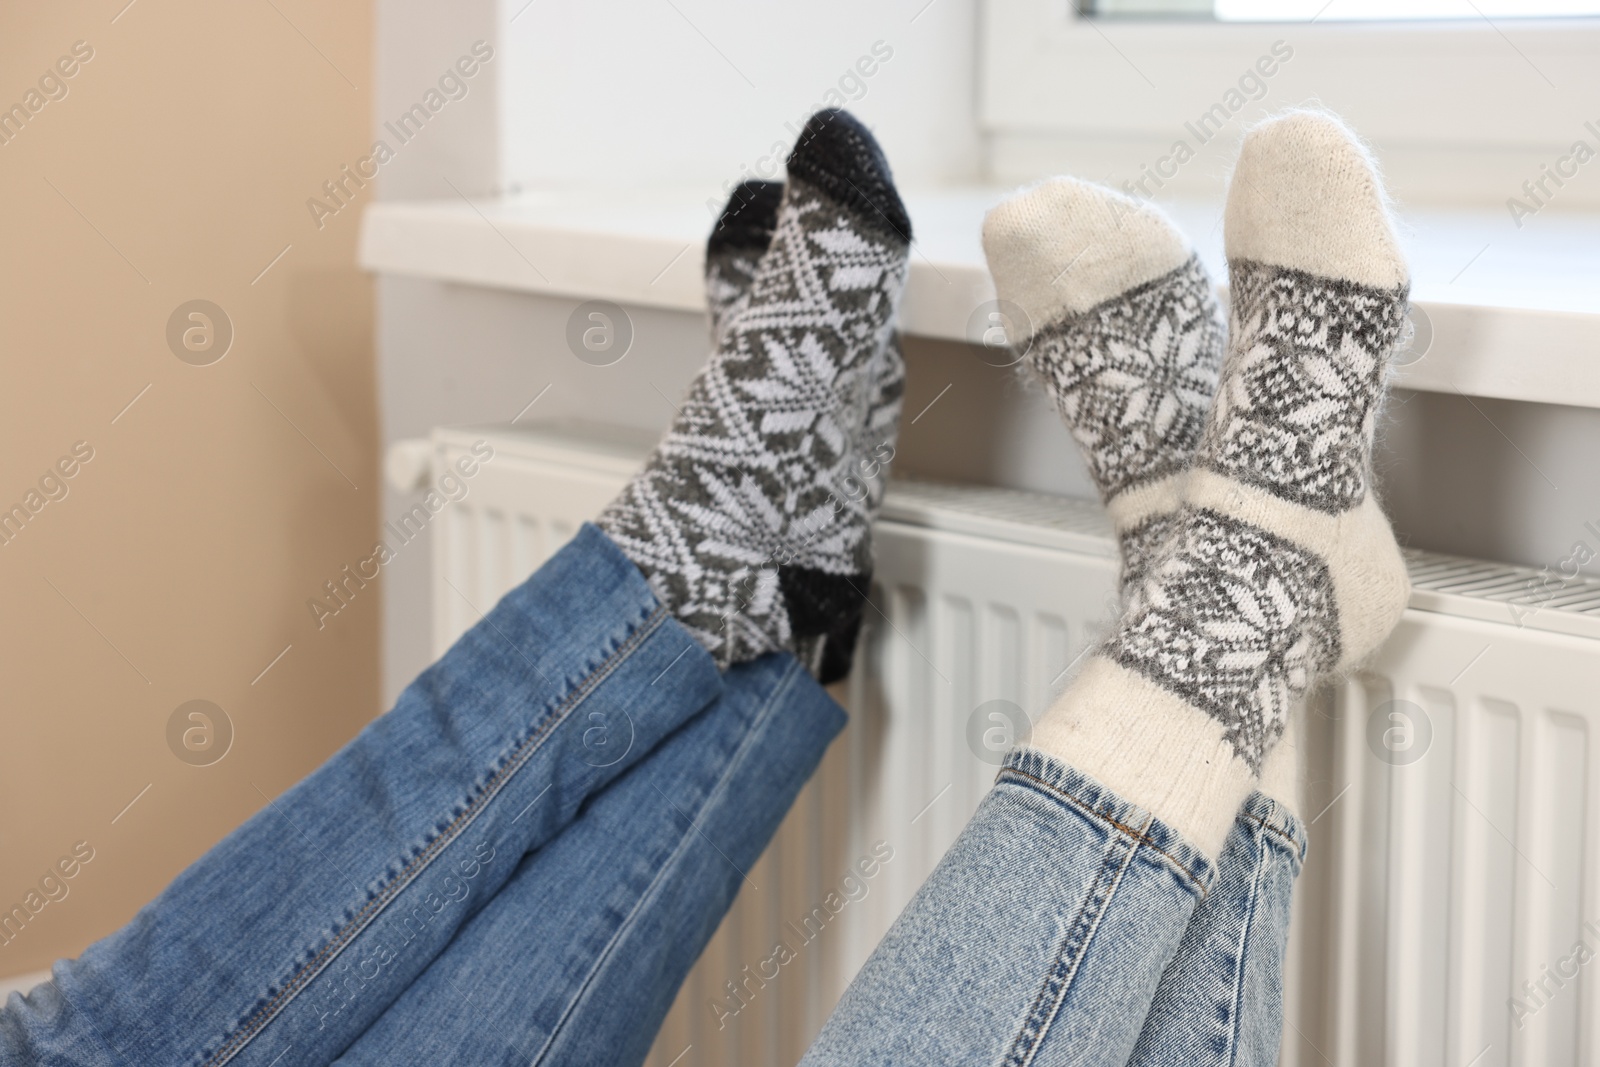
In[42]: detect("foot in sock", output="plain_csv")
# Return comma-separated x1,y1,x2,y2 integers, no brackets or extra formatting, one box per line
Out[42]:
985,177,1308,819
704,180,785,346
1016,111,1411,856
703,178,908,680
600,111,912,680
983,179,1225,597
707,180,908,529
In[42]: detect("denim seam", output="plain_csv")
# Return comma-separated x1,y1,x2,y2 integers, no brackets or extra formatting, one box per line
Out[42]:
1223,829,1274,1067
199,604,671,1067
999,768,1210,897
1243,812,1307,865
529,657,807,1066
1003,821,1145,1066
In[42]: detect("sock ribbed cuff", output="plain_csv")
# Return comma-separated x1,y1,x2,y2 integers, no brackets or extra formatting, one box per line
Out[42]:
1256,709,1303,823
1031,656,1256,859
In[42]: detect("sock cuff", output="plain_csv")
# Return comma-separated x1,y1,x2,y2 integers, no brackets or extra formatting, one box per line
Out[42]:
1029,656,1256,859
1256,708,1304,821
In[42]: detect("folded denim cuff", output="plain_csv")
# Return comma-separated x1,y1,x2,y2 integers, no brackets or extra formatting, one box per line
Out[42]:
1238,789,1309,869
1001,746,1218,897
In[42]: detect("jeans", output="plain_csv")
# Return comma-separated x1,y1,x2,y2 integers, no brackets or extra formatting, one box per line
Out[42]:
1129,792,1307,1067
1,522,1306,1066
0,525,842,1066
800,750,1307,1067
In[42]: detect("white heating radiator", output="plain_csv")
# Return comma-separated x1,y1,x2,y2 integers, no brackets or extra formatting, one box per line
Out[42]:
407,422,1600,1067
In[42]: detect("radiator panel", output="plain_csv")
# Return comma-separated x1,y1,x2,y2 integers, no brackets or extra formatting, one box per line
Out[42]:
423,425,1600,1067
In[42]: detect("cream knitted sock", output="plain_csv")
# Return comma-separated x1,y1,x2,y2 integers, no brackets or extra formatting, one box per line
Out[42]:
983,179,1225,596
1256,713,1303,822
1029,111,1410,857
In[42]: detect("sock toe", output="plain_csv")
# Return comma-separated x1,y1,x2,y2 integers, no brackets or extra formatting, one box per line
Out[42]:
786,109,912,243
1225,109,1407,290
982,178,1193,338
708,179,784,257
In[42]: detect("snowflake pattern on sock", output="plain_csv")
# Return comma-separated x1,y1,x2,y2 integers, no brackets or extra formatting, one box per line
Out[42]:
1206,260,1409,514
700,179,907,681
1108,508,1341,770
599,174,909,668
1027,255,1225,501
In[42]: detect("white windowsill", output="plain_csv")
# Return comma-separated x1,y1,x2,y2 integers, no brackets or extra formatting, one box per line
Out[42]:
359,187,1600,411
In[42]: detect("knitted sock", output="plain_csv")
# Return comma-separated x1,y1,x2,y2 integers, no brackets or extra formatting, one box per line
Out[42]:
706,181,907,497
1029,110,1410,857
1256,714,1302,821
600,109,912,676
702,177,907,681
983,179,1225,597
983,179,1310,819
705,180,785,345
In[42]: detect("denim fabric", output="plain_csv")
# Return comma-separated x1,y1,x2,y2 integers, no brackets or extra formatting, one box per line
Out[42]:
0,524,724,1067
334,651,845,1066
801,745,1217,1067
2,515,1306,1067
1128,791,1308,1067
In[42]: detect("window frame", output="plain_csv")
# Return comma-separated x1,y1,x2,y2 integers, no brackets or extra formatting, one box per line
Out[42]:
981,0,1600,152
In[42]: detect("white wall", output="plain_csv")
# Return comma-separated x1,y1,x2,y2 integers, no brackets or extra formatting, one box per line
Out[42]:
499,0,983,196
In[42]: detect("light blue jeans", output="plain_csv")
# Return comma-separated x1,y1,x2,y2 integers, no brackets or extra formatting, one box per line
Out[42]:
799,754,1306,1067
0,523,1305,1066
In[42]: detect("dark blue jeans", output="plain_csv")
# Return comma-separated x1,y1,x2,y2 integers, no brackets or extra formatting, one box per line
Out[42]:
1,523,1304,1066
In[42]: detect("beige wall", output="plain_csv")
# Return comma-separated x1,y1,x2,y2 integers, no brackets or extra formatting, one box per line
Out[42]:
0,1,376,975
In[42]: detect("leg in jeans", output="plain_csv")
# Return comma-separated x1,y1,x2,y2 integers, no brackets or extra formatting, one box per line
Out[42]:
1128,790,1307,1067
982,152,1316,1064
334,652,844,1066
0,106,913,1067
806,109,1410,1065
330,118,913,1066
799,746,1215,1066
804,770,1307,1067
1123,709,1309,1067
0,524,723,1067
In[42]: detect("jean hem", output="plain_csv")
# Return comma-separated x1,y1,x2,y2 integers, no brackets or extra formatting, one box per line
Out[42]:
1000,746,1217,897
1238,790,1309,868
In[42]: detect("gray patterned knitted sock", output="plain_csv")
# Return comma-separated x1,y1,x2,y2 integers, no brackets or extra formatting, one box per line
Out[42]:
705,180,785,344
707,179,907,468
983,179,1225,597
707,182,906,496
702,179,908,680
601,110,911,678
1030,110,1411,857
